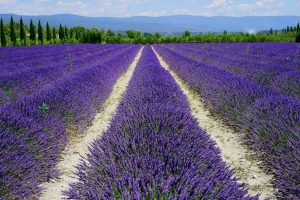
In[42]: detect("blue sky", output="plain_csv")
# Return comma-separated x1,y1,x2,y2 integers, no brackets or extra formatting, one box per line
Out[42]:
0,0,299,17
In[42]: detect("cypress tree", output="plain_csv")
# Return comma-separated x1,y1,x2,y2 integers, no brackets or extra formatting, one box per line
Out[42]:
52,27,56,40
20,17,26,45
297,22,300,32
46,22,51,41
269,28,273,34
59,24,64,40
296,31,300,43
38,20,43,44
10,15,16,45
0,18,7,47
29,19,36,42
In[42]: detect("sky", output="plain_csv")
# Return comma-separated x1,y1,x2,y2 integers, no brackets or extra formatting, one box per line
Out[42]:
0,0,299,17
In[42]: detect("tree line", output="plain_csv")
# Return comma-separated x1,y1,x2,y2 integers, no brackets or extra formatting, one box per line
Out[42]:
1,15,300,47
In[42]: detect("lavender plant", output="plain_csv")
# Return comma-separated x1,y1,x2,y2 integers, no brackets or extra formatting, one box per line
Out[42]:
66,45,256,200
154,44,300,199
0,44,141,199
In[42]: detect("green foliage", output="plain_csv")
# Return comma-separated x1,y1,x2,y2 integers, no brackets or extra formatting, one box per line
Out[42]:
113,189,122,200
0,85,13,97
106,29,115,37
296,31,300,43
83,29,102,43
155,32,161,38
145,191,170,200
59,24,64,40
0,18,299,46
38,102,49,116
64,25,68,39
10,15,16,45
46,22,51,41
38,20,43,44
29,19,36,42
19,17,26,45
0,18,7,47
183,30,191,37
52,27,56,40
276,133,290,148
126,30,141,39
113,189,170,200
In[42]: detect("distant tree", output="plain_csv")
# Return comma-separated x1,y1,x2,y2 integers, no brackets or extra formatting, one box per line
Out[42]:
10,15,16,45
20,17,26,45
72,26,86,42
64,25,68,39
126,30,141,39
29,19,36,42
183,30,191,37
106,29,115,37
0,18,7,47
296,31,300,43
269,28,273,34
88,29,102,43
297,22,300,32
155,32,161,38
38,20,43,44
59,24,64,40
287,26,290,32
143,32,152,38
52,27,56,40
46,22,51,41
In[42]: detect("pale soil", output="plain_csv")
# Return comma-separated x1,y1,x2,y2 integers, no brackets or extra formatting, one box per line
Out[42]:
152,46,276,200
39,47,144,200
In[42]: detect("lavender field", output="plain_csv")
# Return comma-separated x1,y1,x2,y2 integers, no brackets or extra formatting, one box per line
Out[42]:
0,43,299,199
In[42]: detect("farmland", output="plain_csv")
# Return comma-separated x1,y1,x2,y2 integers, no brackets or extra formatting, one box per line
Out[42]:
0,43,299,199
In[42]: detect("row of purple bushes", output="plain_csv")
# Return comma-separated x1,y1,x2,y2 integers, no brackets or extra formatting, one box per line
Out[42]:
0,44,141,199
154,44,300,199
0,44,131,104
162,43,300,99
66,45,256,199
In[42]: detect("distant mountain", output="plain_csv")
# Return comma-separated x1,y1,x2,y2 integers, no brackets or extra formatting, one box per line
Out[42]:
1,14,300,33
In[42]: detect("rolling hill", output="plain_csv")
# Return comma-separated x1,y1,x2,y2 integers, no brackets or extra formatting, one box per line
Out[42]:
0,14,300,33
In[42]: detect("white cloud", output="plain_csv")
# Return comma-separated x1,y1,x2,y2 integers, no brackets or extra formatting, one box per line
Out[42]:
206,0,228,9
199,0,286,16
0,0,151,17
0,0,294,17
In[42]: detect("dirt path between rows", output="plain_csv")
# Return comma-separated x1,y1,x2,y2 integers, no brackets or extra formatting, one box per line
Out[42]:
152,46,276,200
39,47,144,200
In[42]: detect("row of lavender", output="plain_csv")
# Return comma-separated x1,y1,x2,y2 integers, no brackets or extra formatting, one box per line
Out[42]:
0,44,141,199
0,45,132,104
66,45,256,199
178,43,300,69
0,44,121,74
154,44,300,199
162,43,300,99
